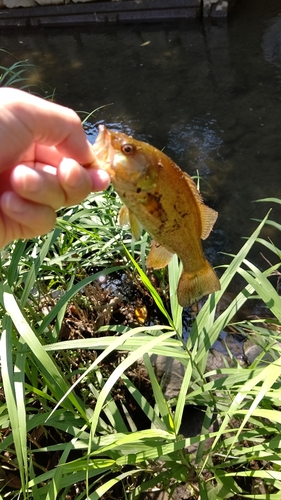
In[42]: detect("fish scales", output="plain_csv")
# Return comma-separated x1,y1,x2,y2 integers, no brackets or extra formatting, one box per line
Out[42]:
92,125,220,307
120,154,202,259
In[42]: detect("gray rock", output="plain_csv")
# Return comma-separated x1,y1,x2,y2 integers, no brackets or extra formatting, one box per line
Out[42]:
3,0,36,7
35,0,64,5
203,0,234,17
244,340,281,367
149,354,186,400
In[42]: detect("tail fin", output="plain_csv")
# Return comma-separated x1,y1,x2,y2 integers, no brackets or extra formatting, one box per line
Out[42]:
177,260,220,307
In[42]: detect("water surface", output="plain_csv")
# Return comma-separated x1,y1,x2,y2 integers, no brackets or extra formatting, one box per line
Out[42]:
1,0,281,280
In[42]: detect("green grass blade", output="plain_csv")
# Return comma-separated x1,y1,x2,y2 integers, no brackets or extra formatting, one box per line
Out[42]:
122,245,175,328
255,197,281,205
143,352,175,432
0,315,27,496
121,373,166,429
190,212,270,372
173,360,193,435
20,229,61,307
49,326,151,420
238,260,281,321
89,329,176,438
207,356,281,462
52,272,75,341
45,437,81,500
88,469,142,500
168,254,183,334
7,239,27,287
2,288,87,418
90,369,128,433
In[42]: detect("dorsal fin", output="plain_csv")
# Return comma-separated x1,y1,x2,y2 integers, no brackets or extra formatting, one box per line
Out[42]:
182,172,217,240
182,172,204,205
199,205,218,239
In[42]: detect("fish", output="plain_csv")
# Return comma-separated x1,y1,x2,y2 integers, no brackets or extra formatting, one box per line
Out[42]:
92,125,220,307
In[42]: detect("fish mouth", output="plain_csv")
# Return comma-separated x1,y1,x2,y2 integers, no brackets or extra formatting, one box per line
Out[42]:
90,124,115,175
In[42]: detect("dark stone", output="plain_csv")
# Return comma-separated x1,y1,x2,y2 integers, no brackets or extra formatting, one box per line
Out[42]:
0,0,201,27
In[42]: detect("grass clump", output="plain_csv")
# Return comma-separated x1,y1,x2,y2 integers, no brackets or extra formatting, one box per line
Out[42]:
0,48,53,96
0,190,280,499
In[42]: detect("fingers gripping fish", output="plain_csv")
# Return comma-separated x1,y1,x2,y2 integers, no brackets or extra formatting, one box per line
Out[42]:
92,125,220,307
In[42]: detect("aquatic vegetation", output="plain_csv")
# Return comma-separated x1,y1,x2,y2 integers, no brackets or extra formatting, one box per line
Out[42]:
0,51,34,90
0,189,280,499
0,48,53,96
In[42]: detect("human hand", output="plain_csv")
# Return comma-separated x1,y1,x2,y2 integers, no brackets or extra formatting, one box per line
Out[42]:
0,88,110,248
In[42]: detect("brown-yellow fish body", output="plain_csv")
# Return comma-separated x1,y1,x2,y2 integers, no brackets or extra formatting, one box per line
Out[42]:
93,125,220,307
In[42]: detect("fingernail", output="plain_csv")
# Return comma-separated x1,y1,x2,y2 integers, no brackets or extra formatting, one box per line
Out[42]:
2,192,26,214
89,169,111,192
97,169,111,184
60,158,84,189
13,166,43,193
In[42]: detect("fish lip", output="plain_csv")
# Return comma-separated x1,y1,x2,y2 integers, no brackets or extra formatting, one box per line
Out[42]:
88,124,115,175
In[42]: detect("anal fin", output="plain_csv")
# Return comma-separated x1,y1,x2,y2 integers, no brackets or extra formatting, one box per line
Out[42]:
146,240,174,270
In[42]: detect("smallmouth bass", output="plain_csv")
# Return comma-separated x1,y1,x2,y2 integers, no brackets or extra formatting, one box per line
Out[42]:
92,125,220,307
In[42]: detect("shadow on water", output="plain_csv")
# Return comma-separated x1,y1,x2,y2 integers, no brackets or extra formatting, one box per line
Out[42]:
1,0,281,279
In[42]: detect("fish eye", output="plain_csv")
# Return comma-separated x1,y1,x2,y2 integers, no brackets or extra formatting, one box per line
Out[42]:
121,143,135,155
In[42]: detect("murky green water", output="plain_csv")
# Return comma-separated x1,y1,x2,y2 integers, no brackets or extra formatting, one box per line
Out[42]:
1,0,281,276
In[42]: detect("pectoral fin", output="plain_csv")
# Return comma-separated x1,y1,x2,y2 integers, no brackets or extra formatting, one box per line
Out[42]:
146,240,174,270
118,205,143,240
129,212,143,240
118,205,130,226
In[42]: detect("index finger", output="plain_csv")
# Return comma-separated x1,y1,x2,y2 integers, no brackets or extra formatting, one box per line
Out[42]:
0,88,97,171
